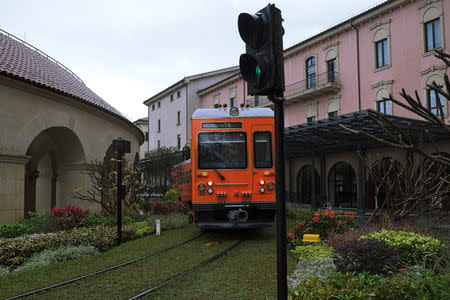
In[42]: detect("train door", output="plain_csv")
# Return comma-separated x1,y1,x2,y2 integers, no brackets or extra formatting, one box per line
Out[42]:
252,124,275,198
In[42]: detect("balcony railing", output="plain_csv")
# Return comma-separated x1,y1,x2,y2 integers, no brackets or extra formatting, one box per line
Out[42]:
285,71,341,102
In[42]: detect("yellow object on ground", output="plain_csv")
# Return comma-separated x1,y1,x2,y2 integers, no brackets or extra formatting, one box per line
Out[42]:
302,234,320,242
204,241,219,247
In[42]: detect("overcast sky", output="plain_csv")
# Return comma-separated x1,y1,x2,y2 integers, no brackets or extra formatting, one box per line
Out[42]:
3,0,384,121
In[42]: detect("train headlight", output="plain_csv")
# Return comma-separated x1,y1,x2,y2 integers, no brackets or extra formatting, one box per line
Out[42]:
267,182,274,190
259,187,265,193
207,188,213,194
259,180,265,185
198,183,206,191
207,181,213,187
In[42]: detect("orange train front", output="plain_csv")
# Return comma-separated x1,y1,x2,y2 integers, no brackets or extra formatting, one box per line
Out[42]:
189,107,275,229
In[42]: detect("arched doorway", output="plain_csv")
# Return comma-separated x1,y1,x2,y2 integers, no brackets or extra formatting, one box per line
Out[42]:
24,127,85,215
297,165,320,204
328,161,356,208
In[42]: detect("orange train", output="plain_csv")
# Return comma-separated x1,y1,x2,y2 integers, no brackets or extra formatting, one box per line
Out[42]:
173,106,276,229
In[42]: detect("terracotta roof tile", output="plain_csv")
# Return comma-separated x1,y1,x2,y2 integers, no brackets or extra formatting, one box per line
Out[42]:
0,30,125,119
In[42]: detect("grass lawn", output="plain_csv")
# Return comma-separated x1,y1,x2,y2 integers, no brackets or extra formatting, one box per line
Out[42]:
1,223,296,299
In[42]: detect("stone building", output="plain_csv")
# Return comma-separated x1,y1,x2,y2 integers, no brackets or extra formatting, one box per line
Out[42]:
0,30,143,224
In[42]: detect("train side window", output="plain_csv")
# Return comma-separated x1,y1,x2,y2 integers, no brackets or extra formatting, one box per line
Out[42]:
253,131,273,168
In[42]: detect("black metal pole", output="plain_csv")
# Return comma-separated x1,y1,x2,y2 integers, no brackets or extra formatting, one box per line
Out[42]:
116,149,123,245
270,95,287,300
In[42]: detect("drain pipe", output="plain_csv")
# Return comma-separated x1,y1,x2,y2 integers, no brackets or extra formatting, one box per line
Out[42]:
351,22,361,111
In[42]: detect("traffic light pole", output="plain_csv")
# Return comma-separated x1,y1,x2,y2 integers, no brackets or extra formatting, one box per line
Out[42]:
269,94,287,300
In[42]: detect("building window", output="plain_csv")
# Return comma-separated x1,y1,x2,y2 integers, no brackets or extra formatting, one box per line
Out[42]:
157,119,161,132
327,58,337,83
425,18,441,52
152,104,155,111
375,39,389,68
230,96,236,107
306,57,316,89
307,116,316,124
177,90,181,98
328,111,338,119
177,134,181,150
145,132,149,141
157,101,161,108
177,111,181,125
371,19,391,71
255,95,261,106
377,99,392,115
157,140,160,149
428,88,445,116
170,94,174,101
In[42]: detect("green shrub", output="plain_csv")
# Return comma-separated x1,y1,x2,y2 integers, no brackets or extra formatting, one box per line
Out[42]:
289,270,450,300
362,230,447,267
22,212,56,234
164,189,180,204
17,245,99,271
0,225,136,267
0,265,9,276
80,215,115,227
286,208,316,223
145,213,187,231
288,257,335,289
0,223,32,238
291,243,333,261
131,222,154,237
333,239,401,276
122,215,133,225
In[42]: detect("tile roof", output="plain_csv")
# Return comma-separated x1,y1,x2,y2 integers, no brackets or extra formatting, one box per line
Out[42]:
0,29,125,119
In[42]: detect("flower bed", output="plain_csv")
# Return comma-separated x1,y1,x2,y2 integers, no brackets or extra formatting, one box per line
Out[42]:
288,209,356,247
287,208,449,299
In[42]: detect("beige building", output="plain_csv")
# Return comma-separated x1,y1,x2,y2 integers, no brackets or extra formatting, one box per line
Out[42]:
134,117,149,158
0,30,143,224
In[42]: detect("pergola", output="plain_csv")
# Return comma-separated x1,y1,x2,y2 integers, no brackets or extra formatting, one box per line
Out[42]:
283,109,449,212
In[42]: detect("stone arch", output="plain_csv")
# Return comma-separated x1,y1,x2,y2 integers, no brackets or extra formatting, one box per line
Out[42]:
296,164,320,205
328,161,356,208
24,126,86,215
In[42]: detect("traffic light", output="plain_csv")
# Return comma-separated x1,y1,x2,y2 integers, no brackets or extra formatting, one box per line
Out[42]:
238,4,284,96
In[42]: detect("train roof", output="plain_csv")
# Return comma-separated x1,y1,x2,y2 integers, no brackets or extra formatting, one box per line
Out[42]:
192,107,274,119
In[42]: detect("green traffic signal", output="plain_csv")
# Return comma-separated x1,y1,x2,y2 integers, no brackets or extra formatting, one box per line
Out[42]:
256,65,261,84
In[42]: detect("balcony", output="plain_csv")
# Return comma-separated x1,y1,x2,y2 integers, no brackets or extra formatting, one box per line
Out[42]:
285,71,341,102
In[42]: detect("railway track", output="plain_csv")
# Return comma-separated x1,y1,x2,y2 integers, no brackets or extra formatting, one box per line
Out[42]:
128,240,242,299
5,232,204,300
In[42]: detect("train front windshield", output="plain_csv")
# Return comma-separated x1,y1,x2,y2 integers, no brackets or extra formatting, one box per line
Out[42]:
198,132,247,169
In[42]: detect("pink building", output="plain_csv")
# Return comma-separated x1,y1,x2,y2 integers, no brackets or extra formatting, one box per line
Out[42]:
199,0,449,212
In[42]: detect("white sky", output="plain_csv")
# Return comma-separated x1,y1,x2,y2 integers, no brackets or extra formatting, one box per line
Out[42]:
3,0,384,121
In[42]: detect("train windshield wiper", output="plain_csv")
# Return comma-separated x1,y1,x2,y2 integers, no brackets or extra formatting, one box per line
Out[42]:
214,169,225,180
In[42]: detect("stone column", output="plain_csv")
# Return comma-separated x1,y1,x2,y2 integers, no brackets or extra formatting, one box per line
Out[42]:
0,154,30,224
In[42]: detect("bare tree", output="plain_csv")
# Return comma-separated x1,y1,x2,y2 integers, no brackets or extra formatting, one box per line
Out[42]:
362,155,449,230
72,152,149,215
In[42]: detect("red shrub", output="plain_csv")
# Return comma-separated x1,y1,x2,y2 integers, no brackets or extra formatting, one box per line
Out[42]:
51,205,89,230
152,200,189,215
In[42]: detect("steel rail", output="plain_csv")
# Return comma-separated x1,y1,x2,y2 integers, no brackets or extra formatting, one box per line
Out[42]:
128,240,243,300
5,232,204,300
